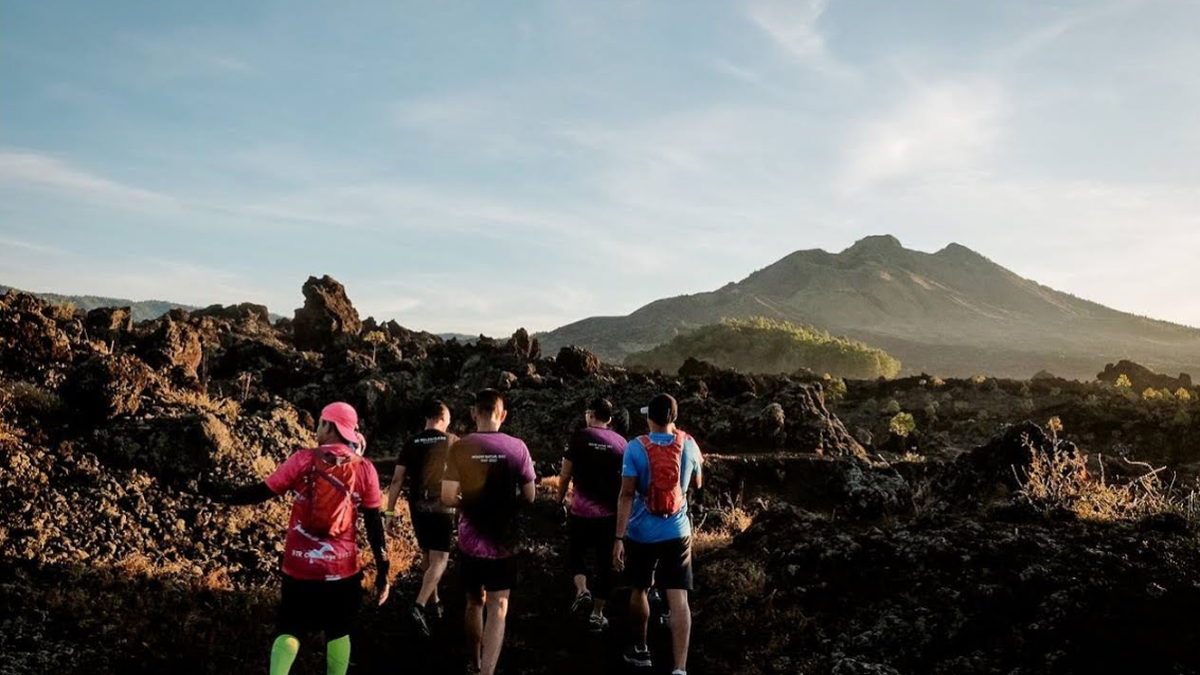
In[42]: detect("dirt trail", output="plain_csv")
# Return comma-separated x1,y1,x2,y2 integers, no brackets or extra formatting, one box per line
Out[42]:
352,487,690,674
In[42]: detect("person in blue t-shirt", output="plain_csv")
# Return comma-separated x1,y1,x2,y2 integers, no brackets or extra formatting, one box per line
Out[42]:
613,393,703,675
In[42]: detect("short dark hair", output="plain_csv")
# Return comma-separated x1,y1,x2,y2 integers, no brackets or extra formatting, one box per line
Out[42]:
475,389,505,415
646,393,678,426
588,397,613,423
422,398,448,420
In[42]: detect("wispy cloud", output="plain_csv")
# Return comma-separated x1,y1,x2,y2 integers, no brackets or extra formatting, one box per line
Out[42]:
123,35,253,82
0,236,71,256
0,150,177,213
838,80,1007,194
993,0,1151,64
746,0,856,79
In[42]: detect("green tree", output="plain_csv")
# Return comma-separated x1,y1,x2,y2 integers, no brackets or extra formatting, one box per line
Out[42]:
624,317,901,379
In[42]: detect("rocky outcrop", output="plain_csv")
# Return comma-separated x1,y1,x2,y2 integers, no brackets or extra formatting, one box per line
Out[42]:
0,291,73,373
292,275,361,352
938,421,1078,507
85,306,134,344
1098,359,1193,392
556,346,600,378
142,318,203,380
507,327,540,361
703,453,912,519
700,503,1200,674
64,355,154,420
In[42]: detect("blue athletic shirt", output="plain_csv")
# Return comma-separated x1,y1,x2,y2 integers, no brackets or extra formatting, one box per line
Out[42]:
621,432,703,544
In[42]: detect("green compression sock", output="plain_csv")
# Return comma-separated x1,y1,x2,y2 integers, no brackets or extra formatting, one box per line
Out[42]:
270,634,299,675
326,635,351,675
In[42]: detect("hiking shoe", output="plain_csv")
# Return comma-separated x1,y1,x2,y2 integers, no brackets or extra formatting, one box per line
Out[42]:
429,600,445,620
622,645,652,668
410,603,432,638
570,590,593,617
587,613,609,633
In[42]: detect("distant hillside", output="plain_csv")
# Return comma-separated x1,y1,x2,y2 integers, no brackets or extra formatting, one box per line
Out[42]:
625,317,902,379
438,333,483,344
0,285,198,322
541,236,1200,380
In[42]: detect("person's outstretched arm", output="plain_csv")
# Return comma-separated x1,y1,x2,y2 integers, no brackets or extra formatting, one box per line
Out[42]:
362,506,391,605
219,481,276,505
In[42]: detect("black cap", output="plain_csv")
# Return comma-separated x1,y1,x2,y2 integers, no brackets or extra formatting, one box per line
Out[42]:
588,397,613,423
644,393,677,427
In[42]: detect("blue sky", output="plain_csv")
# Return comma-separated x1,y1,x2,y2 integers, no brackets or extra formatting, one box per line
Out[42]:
2,0,1198,334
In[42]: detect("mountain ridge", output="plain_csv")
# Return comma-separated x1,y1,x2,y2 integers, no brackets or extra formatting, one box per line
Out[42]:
539,236,1200,379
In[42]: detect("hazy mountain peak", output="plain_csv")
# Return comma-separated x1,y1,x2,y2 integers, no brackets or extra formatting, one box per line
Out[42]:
843,234,904,254
539,236,1200,379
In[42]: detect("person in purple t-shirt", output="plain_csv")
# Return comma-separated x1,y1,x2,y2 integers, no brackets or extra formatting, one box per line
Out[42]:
555,397,626,632
442,389,536,675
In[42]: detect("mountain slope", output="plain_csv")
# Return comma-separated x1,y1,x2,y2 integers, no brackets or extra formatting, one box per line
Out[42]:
0,284,198,322
540,236,1200,379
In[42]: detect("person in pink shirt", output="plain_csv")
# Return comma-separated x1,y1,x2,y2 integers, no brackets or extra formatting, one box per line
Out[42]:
222,401,390,675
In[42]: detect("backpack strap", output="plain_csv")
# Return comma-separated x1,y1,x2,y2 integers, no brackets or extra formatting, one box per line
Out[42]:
638,434,653,450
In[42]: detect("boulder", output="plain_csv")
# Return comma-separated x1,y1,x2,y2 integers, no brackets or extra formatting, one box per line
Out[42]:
1098,360,1192,393
292,275,362,352
142,318,203,379
778,383,866,459
84,307,133,344
556,346,601,378
938,421,1079,506
193,303,273,335
65,355,154,420
0,291,73,370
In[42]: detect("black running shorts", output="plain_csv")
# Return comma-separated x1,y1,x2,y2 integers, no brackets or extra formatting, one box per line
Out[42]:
277,572,363,638
623,536,693,591
568,514,617,596
460,553,518,594
412,511,455,552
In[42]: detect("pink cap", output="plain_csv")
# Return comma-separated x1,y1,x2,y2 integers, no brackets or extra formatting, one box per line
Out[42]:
320,402,363,448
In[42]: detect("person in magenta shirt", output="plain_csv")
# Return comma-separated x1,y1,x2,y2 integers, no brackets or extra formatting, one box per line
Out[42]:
441,389,536,675
222,402,390,675
555,396,626,631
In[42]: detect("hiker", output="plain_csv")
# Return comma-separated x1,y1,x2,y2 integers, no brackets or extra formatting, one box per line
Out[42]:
221,402,390,675
441,389,536,675
384,398,459,637
613,393,703,675
555,396,626,631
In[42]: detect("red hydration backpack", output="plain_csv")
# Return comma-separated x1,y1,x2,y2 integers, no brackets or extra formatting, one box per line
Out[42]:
638,433,687,517
300,447,362,538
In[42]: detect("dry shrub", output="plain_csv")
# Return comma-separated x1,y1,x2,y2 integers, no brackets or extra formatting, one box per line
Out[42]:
1017,435,1200,523
2,381,63,414
694,504,756,553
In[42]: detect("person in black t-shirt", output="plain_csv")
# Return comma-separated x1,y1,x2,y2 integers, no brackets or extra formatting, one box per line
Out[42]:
555,397,626,632
385,399,458,636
